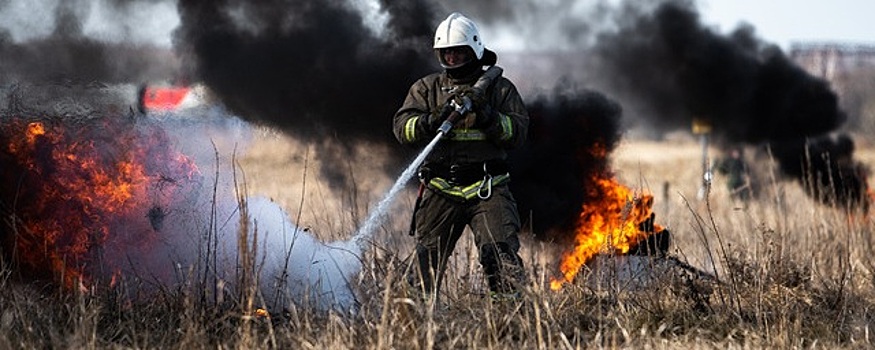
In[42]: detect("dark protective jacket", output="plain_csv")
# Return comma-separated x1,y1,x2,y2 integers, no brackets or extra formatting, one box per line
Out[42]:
393,68,529,199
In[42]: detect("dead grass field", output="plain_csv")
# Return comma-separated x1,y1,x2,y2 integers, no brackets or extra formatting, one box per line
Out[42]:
237,131,875,348
2,130,875,349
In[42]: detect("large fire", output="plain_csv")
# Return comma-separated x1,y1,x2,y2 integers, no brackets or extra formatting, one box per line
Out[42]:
2,116,200,290
550,173,663,291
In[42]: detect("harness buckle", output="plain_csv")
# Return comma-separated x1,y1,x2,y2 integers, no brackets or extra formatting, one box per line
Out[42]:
477,162,493,199
449,164,460,185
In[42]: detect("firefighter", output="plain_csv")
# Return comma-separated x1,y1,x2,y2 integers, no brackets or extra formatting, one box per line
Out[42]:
393,13,529,301
716,146,754,201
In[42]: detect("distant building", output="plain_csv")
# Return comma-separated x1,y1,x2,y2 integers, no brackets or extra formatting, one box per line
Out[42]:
789,42,875,81
788,42,875,137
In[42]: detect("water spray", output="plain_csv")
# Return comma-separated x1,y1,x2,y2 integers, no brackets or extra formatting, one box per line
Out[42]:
261,126,458,312
351,93,472,248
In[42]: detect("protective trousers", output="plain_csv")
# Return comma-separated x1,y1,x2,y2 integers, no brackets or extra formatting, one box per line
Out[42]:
409,184,525,297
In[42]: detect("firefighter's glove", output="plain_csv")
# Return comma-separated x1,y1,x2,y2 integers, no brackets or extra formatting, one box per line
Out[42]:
424,102,453,133
454,86,487,109
453,86,494,129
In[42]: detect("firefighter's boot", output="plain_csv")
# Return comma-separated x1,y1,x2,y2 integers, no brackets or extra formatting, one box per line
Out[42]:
479,242,525,300
408,244,441,300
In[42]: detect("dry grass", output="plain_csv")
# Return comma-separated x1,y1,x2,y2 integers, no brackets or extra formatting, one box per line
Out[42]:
2,130,875,349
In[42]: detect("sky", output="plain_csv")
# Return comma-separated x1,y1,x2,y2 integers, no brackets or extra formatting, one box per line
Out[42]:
0,0,873,51
0,0,179,46
700,0,875,49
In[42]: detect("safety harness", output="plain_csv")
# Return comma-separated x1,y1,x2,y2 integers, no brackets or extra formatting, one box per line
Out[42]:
420,160,509,201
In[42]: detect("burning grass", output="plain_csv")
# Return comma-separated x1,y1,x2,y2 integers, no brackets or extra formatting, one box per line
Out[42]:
1,134,875,348
1,116,201,290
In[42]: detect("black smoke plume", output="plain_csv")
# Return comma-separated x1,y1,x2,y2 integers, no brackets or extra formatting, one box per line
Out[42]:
591,0,867,208
593,1,845,142
173,0,437,187
770,135,870,209
510,89,624,242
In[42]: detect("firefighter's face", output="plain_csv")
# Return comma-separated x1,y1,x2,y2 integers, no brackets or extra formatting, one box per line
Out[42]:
440,46,473,68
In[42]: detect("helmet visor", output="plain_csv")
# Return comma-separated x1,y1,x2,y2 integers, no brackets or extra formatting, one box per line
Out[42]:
436,46,475,69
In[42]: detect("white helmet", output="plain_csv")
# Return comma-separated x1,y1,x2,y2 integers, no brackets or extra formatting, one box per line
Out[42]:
433,13,484,67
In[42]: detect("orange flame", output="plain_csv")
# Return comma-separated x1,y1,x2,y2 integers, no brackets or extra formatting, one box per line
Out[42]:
4,118,200,290
550,174,663,291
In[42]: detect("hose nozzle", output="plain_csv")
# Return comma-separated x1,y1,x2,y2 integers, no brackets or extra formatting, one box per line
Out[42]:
437,96,473,135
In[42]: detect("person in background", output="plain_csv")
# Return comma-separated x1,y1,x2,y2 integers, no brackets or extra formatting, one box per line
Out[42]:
716,146,754,201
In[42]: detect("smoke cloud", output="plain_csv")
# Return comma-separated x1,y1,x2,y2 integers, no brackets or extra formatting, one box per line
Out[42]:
0,108,358,310
245,196,360,311
510,88,624,241
588,0,866,207
173,0,437,187
591,1,846,143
